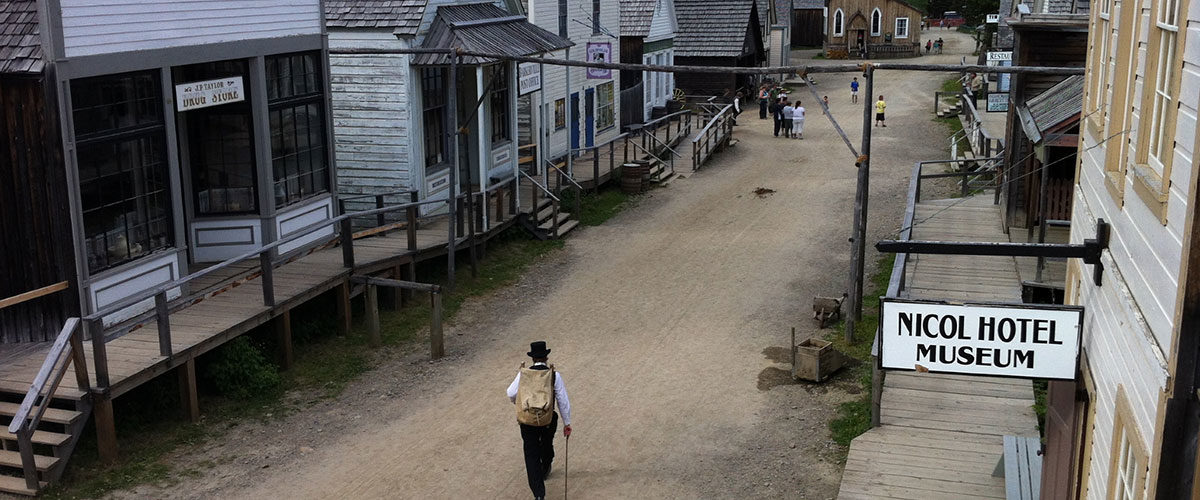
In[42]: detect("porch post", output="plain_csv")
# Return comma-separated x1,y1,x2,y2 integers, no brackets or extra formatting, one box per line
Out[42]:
446,54,459,293
476,65,489,229
565,47,573,176
249,56,279,254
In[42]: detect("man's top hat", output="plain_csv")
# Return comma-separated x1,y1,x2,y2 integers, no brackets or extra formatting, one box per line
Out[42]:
527,341,551,358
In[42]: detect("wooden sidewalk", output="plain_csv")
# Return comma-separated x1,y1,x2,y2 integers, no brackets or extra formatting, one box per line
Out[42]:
0,216,501,401
838,193,1040,499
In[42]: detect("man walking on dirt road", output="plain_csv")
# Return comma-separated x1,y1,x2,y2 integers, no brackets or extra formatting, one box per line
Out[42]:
507,341,572,500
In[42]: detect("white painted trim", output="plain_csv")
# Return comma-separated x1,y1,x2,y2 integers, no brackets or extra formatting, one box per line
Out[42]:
88,251,183,326
190,218,264,262
895,17,909,38
833,8,844,37
871,8,882,36
276,195,334,255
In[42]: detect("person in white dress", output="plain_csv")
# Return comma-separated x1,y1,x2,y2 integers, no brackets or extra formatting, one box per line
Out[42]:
792,101,806,139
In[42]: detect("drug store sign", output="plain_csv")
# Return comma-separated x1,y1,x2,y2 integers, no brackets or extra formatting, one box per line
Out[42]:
175,77,245,112
880,299,1082,380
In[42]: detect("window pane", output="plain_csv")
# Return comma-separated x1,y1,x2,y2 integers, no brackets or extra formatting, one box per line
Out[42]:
267,53,329,208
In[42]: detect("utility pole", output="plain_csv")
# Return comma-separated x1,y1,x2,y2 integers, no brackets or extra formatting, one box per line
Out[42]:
845,64,874,343
446,52,459,293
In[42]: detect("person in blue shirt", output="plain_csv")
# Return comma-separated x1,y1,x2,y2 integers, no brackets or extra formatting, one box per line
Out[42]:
850,77,860,104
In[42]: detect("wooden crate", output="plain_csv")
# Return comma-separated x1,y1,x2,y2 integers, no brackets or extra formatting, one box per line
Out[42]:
793,338,843,382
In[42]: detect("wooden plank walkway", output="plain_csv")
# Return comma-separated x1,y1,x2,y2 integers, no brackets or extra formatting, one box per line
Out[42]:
838,193,1040,499
0,215,511,400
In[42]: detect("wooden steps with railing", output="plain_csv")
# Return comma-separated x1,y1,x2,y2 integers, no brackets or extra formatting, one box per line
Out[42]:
0,383,91,496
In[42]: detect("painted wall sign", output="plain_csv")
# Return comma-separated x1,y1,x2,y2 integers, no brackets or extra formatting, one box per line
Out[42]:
986,13,1001,23
518,62,542,95
586,42,613,79
175,76,245,112
987,92,1009,112
880,299,1083,380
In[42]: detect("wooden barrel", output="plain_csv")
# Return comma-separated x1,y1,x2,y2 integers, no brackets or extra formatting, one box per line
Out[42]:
621,161,650,194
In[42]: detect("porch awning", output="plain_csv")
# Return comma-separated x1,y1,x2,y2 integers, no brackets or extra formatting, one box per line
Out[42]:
1018,75,1084,144
413,3,574,65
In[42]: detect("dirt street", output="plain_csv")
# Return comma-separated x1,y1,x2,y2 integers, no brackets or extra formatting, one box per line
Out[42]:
109,31,975,500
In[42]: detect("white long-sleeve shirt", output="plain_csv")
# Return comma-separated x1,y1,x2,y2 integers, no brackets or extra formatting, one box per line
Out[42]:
507,362,571,426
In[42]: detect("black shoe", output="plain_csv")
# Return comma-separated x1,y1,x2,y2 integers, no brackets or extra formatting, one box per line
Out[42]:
543,463,552,479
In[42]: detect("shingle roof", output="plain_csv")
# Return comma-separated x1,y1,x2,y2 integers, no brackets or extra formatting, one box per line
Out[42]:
1018,75,1083,142
675,0,758,57
0,0,42,74
775,0,791,26
793,0,823,9
413,3,573,65
621,0,656,36
325,0,426,34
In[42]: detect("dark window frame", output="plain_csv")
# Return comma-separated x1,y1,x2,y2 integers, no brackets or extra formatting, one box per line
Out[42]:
71,70,174,273
559,0,568,37
176,59,259,216
488,64,511,143
266,51,330,209
421,67,448,168
593,0,601,34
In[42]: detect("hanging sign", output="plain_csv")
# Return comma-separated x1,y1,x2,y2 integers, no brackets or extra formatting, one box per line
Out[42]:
987,92,1009,112
986,13,1001,23
518,62,542,95
879,299,1083,380
586,42,612,79
986,51,1012,63
174,76,245,112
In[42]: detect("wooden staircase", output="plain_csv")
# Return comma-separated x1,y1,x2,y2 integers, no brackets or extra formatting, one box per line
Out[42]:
521,194,579,240
0,385,91,496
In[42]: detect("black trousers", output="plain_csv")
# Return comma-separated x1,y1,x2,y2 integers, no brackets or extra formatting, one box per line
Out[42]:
519,412,558,498
773,116,782,136
759,99,768,119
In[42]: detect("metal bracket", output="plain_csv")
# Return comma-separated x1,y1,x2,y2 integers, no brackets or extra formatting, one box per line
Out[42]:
875,219,1110,286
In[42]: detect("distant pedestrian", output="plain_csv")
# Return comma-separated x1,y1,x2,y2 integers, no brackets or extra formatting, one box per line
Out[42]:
507,341,572,500
936,37,944,54
823,95,829,108
771,97,784,136
759,85,770,119
792,100,806,139
875,95,887,127
732,91,743,125
781,100,795,138
850,77,860,103
926,40,932,54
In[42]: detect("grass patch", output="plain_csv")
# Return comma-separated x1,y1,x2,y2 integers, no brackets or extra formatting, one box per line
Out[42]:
561,187,633,226
826,253,895,449
44,228,564,499
1033,379,1048,438
940,76,962,93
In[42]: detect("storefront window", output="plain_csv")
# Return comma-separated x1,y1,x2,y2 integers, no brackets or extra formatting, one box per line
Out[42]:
72,71,173,272
488,64,510,143
596,82,615,130
421,67,447,167
177,60,257,215
267,52,329,208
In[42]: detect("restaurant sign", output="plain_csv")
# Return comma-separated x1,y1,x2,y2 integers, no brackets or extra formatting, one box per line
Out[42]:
175,77,245,112
880,299,1082,380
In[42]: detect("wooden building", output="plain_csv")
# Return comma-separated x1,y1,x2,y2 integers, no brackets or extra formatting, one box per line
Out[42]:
792,0,827,47
825,0,922,58
327,0,570,222
0,0,336,333
673,0,767,97
998,6,1088,230
1011,76,1083,231
0,0,77,343
619,0,678,127
1050,0,1200,495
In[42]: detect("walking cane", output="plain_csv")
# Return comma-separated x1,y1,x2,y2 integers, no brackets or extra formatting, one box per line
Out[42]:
563,435,569,500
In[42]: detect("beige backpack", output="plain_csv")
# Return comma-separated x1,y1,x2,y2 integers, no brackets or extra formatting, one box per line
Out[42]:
516,364,556,426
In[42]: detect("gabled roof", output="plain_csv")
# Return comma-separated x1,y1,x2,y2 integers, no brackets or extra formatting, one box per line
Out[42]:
793,0,823,9
774,0,791,26
675,0,761,57
0,0,42,74
621,0,657,36
325,0,427,34
413,3,573,65
1019,75,1083,142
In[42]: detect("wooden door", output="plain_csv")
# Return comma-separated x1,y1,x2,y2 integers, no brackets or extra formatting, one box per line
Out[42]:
1041,379,1084,498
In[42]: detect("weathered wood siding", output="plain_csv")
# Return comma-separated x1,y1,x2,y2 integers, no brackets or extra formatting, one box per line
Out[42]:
0,76,79,343
647,0,676,41
328,30,414,200
826,0,922,47
529,0,621,161
1071,0,1200,495
57,0,321,58
792,9,825,46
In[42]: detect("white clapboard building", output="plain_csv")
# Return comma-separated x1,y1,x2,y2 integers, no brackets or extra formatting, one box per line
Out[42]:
526,0,622,168
5,0,337,325
1051,0,1200,496
327,0,570,217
